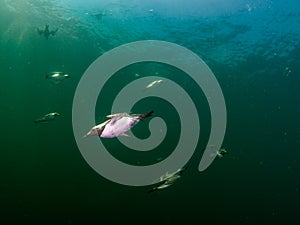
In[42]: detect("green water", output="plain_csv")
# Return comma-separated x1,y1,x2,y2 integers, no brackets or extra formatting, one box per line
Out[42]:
1,0,299,224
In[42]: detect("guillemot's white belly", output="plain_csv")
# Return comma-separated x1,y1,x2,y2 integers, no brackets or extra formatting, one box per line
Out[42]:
101,116,139,138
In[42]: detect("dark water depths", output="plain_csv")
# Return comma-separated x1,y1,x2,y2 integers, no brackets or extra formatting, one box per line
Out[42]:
1,0,299,224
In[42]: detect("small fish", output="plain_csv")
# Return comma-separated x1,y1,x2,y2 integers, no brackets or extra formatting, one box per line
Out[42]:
148,167,186,193
145,79,163,89
46,72,70,84
83,110,154,138
34,112,60,124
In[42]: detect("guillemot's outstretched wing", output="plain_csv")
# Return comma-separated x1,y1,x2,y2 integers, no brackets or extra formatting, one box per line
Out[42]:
106,113,130,118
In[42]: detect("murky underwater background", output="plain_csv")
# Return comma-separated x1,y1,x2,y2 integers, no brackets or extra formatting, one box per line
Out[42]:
0,0,299,224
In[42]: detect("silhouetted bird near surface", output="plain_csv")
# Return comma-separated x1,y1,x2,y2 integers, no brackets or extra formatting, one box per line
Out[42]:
37,24,58,39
